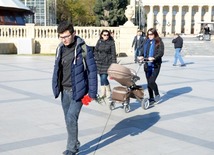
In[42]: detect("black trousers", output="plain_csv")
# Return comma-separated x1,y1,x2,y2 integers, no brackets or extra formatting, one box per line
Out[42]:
144,64,161,99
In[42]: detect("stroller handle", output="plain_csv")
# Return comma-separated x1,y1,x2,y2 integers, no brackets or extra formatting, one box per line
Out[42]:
137,58,153,65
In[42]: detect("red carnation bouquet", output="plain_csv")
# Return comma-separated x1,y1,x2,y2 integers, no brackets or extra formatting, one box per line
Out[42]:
81,94,105,105
81,94,92,106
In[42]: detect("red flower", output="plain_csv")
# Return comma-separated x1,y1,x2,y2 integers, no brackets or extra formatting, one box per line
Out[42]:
81,94,92,106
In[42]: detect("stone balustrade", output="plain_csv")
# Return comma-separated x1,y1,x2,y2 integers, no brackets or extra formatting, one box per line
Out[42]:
35,26,58,39
0,25,27,38
0,24,137,55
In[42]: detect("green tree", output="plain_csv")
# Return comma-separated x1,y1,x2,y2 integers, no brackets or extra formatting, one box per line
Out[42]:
93,0,129,26
57,0,96,26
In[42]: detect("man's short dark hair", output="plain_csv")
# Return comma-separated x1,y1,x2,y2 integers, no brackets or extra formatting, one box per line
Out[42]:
57,21,75,34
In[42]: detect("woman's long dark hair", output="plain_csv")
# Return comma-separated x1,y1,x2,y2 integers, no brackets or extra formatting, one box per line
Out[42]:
146,28,161,47
99,29,114,40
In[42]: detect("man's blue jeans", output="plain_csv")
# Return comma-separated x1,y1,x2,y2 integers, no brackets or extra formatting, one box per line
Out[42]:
174,48,184,65
61,89,82,152
100,74,109,86
134,49,139,62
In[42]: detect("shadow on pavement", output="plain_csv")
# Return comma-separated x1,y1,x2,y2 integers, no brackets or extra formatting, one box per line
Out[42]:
185,62,194,65
161,86,192,103
79,112,160,154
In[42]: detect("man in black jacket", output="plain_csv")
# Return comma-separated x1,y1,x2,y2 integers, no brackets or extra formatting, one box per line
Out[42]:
204,24,211,41
172,33,185,67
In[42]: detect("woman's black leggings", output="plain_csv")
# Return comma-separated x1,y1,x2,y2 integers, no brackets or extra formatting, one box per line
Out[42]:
144,64,161,99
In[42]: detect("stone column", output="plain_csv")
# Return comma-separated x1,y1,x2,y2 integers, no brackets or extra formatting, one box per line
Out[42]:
204,6,212,22
119,25,138,56
175,6,182,34
156,6,163,35
147,6,154,30
194,6,202,34
166,6,173,34
185,6,192,34
17,23,35,54
120,5,138,56
26,23,35,38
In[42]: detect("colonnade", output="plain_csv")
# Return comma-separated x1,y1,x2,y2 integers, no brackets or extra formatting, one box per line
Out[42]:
144,5,214,35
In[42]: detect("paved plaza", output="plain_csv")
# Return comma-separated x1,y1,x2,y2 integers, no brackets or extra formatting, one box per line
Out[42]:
0,37,214,155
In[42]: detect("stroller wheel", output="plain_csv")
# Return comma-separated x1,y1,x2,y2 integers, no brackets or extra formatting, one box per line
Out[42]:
109,101,115,110
124,105,130,113
141,98,149,110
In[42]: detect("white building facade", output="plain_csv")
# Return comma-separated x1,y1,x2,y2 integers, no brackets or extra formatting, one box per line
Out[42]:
131,0,214,35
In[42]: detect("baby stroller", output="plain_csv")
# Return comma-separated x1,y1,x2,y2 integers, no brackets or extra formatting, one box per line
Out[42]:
107,63,149,113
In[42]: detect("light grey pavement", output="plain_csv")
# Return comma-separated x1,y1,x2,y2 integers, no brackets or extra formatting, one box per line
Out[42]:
0,37,214,155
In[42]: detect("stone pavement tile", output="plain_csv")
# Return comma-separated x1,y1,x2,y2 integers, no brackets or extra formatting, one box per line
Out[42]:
0,54,214,155
0,141,65,155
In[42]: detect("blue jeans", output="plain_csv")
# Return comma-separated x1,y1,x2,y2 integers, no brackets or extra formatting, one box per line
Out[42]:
134,49,139,62
61,89,82,152
100,74,109,86
174,48,184,65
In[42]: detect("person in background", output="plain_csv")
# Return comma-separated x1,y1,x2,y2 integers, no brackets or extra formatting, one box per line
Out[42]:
172,33,186,67
94,30,117,100
110,30,115,38
131,30,145,63
204,24,210,35
138,28,164,106
52,21,97,155
204,24,211,41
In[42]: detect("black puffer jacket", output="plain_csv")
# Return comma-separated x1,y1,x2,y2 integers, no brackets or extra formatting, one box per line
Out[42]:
94,39,117,74
172,36,183,48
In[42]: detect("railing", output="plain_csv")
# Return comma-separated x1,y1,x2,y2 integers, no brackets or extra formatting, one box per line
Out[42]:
0,25,27,38
0,24,137,54
35,26,58,38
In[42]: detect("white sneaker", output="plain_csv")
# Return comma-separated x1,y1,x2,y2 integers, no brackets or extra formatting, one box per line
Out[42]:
154,95,160,102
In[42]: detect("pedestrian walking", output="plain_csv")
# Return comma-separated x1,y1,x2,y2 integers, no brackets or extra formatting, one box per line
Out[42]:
94,30,117,100
131,30,145,63
138,28,164,105
204,24,211,41
52,21,98,155
172,33,186,66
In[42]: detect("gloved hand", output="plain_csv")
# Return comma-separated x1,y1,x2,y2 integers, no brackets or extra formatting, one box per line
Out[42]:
81,94,92,106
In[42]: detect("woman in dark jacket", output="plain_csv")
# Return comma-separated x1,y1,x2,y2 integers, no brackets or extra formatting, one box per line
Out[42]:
94,30,117,99
138,28,164,106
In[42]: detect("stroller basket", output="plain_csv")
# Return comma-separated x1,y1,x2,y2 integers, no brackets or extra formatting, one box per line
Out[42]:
112,86,129,102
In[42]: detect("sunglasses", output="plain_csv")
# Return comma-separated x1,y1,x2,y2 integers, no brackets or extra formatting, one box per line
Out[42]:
148,33,154,36
102,34,109,36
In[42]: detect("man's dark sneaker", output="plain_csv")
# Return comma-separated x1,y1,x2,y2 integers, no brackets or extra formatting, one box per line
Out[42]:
76,141,80,152
180,64,186,67
172,64,176,66
63,150,76,155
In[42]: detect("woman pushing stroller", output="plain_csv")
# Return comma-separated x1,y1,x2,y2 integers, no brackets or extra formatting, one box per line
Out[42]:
138,28,164,106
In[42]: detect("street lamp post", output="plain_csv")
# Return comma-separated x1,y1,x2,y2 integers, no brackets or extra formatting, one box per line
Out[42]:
135,0,143,29
138,0,140,29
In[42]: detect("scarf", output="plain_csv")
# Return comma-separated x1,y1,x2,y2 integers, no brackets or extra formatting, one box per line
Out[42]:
143,39,155,77
143,39,155,66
